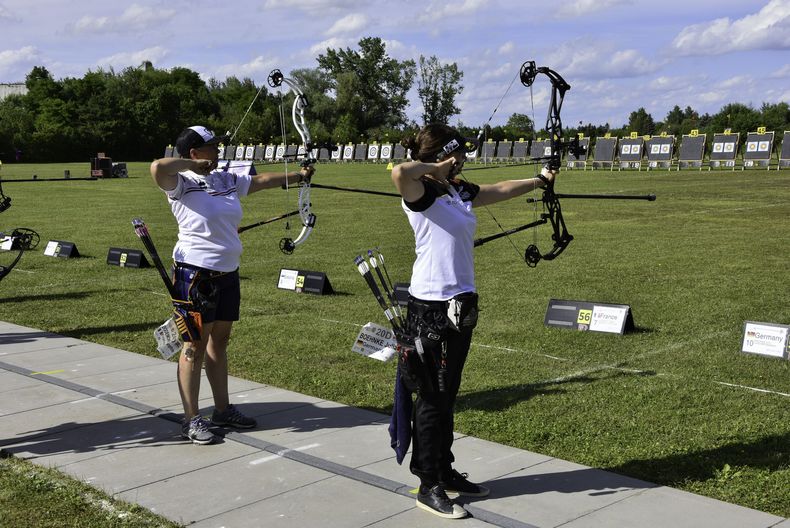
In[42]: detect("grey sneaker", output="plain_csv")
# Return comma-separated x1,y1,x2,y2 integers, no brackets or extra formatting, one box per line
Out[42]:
181,416,217,445
211,404,257,429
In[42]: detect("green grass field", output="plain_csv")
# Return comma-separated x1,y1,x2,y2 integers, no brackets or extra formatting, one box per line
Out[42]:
0,160,788,519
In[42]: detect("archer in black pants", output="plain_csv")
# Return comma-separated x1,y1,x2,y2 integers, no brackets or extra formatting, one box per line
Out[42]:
400,297,473,486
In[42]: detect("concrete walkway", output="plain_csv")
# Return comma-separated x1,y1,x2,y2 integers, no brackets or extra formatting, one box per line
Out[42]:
0,321,786,528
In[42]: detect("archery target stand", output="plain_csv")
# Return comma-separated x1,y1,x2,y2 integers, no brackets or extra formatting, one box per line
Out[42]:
277,268,333,295
742,128,774,170
544,299,635,334
779,131,790,169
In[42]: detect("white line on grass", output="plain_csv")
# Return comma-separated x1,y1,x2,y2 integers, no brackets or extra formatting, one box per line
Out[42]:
472,343,568,361
714,381,790,398
539,331,727,386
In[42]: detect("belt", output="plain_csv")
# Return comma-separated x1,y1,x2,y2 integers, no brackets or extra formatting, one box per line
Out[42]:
174,262,235,278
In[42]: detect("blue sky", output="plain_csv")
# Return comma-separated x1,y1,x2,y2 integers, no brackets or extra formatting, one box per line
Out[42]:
0,0,787,129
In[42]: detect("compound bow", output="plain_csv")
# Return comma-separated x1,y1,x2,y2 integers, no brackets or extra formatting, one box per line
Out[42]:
267,69,316,254
0,228,39,283
472,60,654,267
0,180,10,213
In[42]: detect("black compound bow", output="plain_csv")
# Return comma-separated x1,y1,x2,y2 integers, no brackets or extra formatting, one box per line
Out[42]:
472,61,654,267
0,180,10,213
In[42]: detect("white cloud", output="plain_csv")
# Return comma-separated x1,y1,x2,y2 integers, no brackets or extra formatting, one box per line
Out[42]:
555,0,631,18
309,37,356,56
210,55,280,82
771,63,790,78
0,4,17,21
670,0,790,56
325,13,369,36
381,39,409,57
96,46,169,69
0,46,39,77
498,41,515,54
548,39,663,79
70,3,175,34
719,75,754,90
417,0,487,23
263,0,369,10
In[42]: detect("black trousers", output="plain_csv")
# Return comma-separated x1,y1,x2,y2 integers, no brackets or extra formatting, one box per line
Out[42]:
399,296,475,487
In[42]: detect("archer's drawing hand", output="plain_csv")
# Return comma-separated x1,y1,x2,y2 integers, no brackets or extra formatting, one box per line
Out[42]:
192,159,215,175
424,157,457,187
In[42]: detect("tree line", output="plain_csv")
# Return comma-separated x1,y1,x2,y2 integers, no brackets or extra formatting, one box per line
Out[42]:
0,36,787,163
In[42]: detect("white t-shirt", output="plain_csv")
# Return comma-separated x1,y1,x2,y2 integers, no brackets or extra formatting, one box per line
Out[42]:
403,180,479,301
165,170,252,272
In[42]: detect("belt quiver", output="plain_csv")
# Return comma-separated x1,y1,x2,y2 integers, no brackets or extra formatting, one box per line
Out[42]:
171,265,222,342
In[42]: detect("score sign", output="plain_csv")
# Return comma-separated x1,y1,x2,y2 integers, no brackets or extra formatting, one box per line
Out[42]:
545,299,634,334
741,321,790,359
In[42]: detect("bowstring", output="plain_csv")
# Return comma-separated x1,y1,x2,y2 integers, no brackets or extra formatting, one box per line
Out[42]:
277,90,291,231
528,81,540,252
229,84,266,144
464,68,533,264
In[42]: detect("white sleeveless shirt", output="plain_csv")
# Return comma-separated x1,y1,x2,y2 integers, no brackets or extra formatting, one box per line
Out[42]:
403,180,479,301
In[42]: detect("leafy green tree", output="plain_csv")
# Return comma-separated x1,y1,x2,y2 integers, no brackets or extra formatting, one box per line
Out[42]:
209,76,275,146
0,95,34,162
317,37,416,140
289,67,337,146
627,107,656,135
705,103,761,143
663,105,700,137
759,102,790,136
416,55,463,125
500,113,534,140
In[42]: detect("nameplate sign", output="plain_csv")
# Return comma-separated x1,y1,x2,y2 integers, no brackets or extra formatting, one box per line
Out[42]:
107,247,150,268
741,321,790,360
277,268,333,295
43,240,80,258
1,236,14,250
351,322,397,362
545,299,634,334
